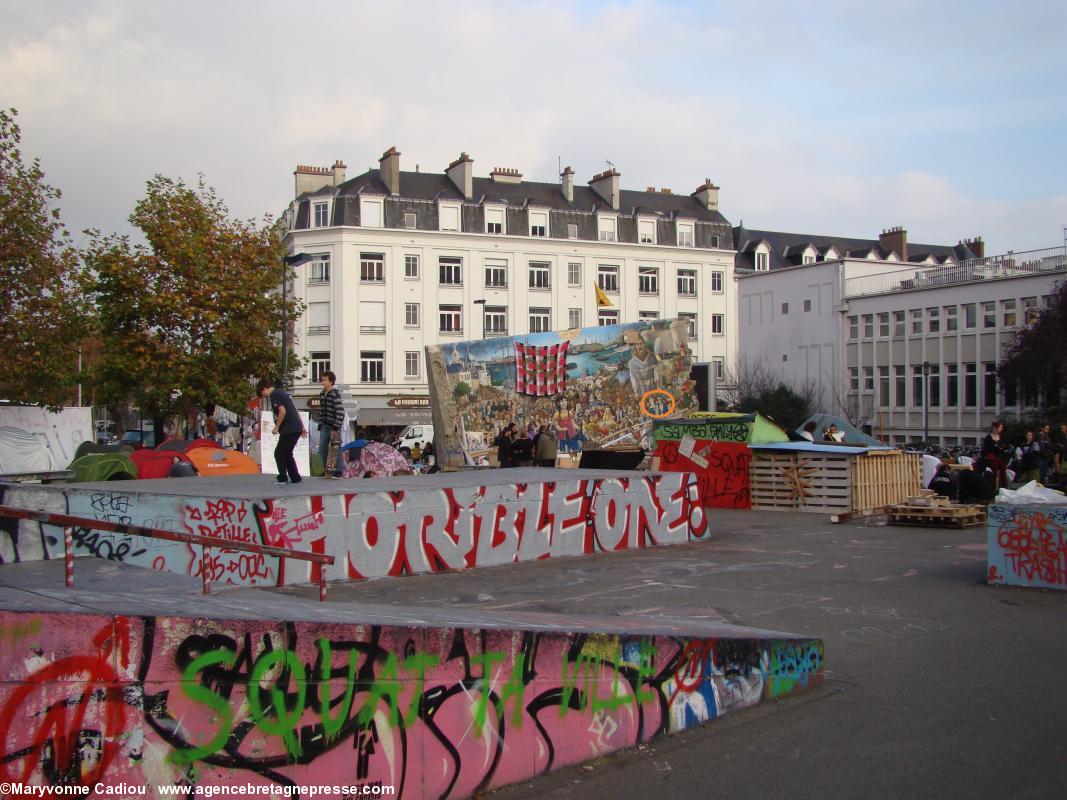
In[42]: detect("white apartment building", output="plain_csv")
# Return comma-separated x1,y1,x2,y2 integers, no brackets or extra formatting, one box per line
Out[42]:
279,148,737,426
738,228,1066,444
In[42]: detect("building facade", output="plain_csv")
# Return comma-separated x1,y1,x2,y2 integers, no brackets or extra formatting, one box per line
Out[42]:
738,234,1066,444
279,149,737,426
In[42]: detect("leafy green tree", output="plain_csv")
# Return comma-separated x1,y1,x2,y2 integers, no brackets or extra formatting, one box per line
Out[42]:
0,108,89,408
86,175,301,424
998,278,1066,416
453,381,473,401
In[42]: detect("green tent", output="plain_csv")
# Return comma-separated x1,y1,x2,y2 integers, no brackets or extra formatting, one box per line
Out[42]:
652,412,790,445
68,452,137,483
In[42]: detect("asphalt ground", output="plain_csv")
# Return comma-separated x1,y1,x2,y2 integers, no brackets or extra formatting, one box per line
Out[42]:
1,506,1064,799
272,508,1067,800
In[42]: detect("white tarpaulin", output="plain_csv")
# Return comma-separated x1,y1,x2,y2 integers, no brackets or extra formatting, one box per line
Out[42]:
994,481,1067,505
259,411,311,476
0,406,91,473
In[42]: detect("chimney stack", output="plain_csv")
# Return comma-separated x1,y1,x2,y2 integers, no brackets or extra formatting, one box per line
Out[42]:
379,146,401,195
293,164,333,198
879,226,908,261
332,159,347,186
963,236,985,258
446,152,474,199
589,168,620,210
560,166,575,203
691,179,719,211
490,167,523,184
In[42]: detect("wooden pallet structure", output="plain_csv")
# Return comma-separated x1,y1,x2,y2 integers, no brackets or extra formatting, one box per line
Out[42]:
750,449,922,516
887,493,988,528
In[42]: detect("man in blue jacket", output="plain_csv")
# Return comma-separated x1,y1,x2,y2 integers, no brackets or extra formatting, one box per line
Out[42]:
257,378,308,484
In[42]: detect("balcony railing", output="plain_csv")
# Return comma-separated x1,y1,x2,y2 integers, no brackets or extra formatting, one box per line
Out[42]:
843,246,1067,299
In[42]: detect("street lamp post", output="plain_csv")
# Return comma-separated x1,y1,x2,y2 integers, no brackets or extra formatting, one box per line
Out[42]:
922,361,931,445
281,253,315,390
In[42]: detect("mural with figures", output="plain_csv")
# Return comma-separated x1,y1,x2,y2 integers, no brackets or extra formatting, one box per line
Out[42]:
0,473,707,584
424,320,696,468
0,610,824,799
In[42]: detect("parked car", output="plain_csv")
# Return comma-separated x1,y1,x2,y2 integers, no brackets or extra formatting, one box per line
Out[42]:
118,430,156,449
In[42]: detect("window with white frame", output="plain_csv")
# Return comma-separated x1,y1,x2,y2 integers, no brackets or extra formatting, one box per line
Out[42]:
404,254,419,279
878,366,890,405
982,301,996,328
754,251,768,271
598,216,617,242
709,234,721,248
677,269,697,296
713,357,724,379
910,309,922,335
485,259,508,288
849,316,858,339
360,351,384,383
568,308,582,328
405,351,420,379
677,222,694,247
529,307,551,333
439,205,460,232
313,202,330,228
308,302,330,334
530,211,548,237
567,262,582,287
598,265,619,292
567,223,578,239
711,314,724,335
529,261,551,289
803,254,816,265
484,306,507,335
863,314,874,338
1002,299,1017,327
638,219,655,244
439,257,462,285
711,271,723,292
638,266,659,294
679,312,697,339
598,309,619,326
439,304,462,333
403,212,417,229
486,207,504,235
310,352,330,383
309,254,330,283
361,199,382,228
404,303,419,327
360,253,384,282
849,368,859,394
894,311,905,337
358,301,386,334
1023,296,1039,325
863,366,874,392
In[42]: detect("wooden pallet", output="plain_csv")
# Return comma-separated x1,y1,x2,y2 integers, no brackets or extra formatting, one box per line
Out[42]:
888,503,987,528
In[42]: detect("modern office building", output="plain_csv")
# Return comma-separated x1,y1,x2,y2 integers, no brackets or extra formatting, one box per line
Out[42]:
737,226,1065,443
278,148,737,426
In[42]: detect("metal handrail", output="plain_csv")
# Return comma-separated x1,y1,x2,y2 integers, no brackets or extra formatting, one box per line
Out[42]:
0,504,335,601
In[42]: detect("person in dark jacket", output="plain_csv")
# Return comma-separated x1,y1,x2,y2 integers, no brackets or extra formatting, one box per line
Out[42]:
317,371,345,472
510,428,533,466
535,424,558,467
928,463,958,500
257,378,308,484
494,423,516,468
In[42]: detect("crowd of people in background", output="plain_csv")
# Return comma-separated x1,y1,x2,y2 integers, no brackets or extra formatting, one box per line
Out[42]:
492,422,566,468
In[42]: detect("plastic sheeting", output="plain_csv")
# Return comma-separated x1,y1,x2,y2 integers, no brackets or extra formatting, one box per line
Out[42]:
994,481,1067,505
0,426,53,474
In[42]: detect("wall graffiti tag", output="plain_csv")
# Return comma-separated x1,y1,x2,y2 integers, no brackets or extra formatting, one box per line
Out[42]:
0,610,824,799
987,504,1067,590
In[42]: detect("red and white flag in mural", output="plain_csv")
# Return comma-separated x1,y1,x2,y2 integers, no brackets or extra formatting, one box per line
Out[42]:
515,341,570,396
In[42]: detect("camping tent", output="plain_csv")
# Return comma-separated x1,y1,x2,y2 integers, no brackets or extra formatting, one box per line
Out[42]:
0,426,53,474
795,413,883,446
68,452,137,482
130,449,194,479
186,446,260,476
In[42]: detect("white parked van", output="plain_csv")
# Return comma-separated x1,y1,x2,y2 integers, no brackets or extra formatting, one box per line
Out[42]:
393,424,434,457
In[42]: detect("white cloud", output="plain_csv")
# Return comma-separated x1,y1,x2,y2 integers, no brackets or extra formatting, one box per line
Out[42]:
0,0,1062,254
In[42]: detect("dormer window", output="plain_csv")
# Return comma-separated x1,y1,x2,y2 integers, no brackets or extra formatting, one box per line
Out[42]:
598,216,616,242
313,202,330,228
755,252,769,271
530,210,548,237
486,207,505,234
638,219,655,244
439,205,460,232
676,222,694,247
403,212,416,229
361,198,382,228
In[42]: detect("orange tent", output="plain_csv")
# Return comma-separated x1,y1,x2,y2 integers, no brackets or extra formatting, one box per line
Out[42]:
186,446,261,476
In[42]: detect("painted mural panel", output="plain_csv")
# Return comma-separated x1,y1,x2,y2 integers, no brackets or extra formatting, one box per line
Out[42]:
0,474,707,584
0,610,825,800
425,320,696,468
651,438,751,510
987,504,1067,590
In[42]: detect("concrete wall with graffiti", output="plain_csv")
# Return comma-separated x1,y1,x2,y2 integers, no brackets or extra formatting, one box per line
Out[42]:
650,421,753,510
425,320,696,468
0,472,707,585
987,504,1067,590
0,610,824,798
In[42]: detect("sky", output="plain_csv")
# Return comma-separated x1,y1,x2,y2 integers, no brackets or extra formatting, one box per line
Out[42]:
2,0,1065,256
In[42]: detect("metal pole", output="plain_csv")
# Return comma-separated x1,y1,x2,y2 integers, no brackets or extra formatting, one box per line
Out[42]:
922,361,930,444
64,526,74,588
280,264,288,391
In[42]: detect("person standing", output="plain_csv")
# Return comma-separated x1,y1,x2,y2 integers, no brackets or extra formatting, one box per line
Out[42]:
257,378,308,484
535,424,558,467
318,371,345,474
978,419,1010,490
